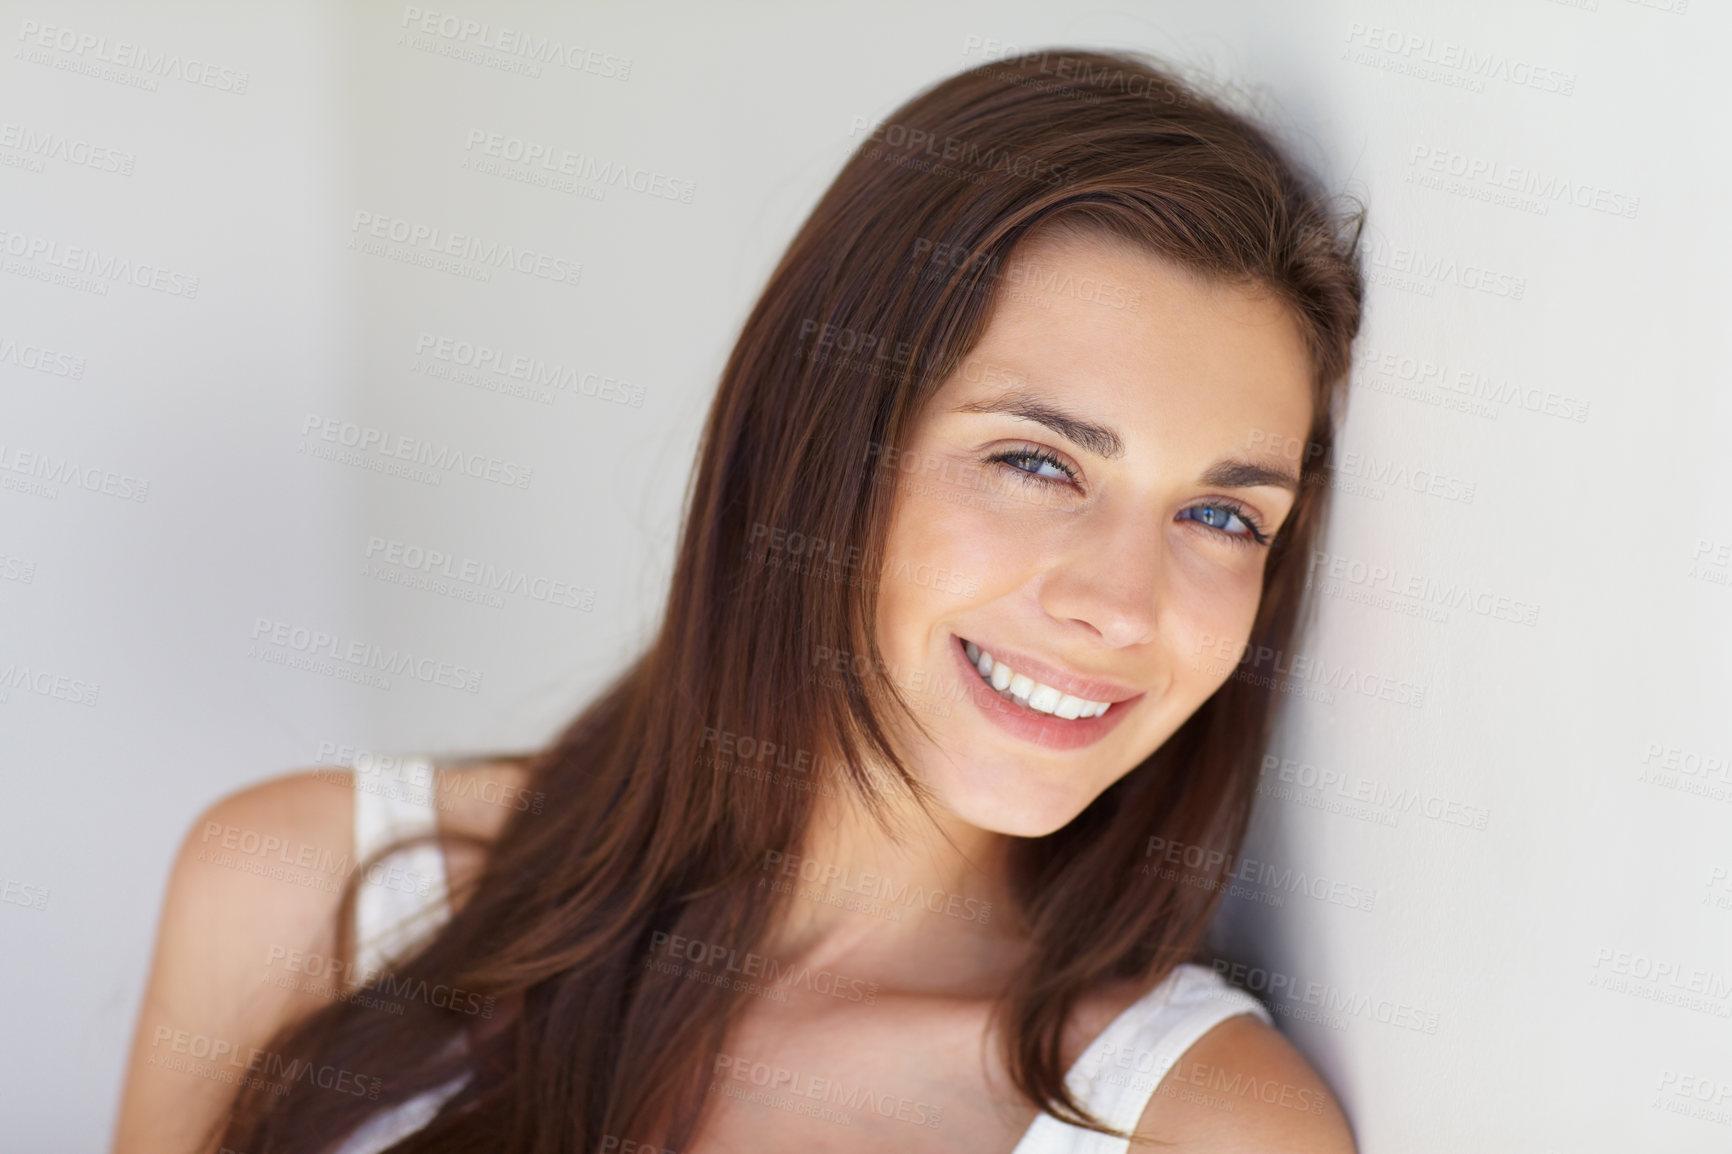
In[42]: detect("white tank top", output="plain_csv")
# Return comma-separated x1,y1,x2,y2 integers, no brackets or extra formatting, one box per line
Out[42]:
334,757,1272,1154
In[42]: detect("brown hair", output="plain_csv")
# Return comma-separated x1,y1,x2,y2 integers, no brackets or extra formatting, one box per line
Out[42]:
217,47,1363,1152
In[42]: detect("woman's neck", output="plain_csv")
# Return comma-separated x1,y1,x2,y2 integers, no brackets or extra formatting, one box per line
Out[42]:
757,776,1031,996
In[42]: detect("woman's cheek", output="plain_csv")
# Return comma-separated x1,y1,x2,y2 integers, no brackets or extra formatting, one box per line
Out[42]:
893,473,1017,590
874,480,979,649
1168,564,1264,687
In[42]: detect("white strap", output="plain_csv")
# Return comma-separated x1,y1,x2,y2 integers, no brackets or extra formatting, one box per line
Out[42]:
351,753,451,983
331,754,470,1154
1012,964,1273,1153
329,1072,470,1154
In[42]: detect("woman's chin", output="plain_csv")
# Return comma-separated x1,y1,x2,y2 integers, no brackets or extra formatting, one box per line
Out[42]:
924,767,1097,840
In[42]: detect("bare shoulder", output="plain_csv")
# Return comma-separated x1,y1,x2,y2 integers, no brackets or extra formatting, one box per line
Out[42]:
1134,1012,1356,1153
430,758,536,892
432,757,536,840
112,759,535,1152
113,767,361,1154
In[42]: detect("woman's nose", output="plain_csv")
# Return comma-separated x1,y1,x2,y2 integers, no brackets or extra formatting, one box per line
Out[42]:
1035,504,1164,649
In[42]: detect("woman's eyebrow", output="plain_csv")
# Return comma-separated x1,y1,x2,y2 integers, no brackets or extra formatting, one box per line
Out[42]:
950,389,1301,491
1200,458,1301,492
951,389,1125,459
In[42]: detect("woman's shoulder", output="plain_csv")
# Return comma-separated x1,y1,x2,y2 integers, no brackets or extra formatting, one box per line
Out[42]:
430,757,535,844
145,765,369,1009
160,755,531,996
1130,981,1357,1153
113,768,365,1152
158,766,362,962
113,759,531,1152
168,754,530,875
422,758,534,893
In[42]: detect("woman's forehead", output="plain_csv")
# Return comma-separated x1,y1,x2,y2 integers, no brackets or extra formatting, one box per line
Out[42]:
933,237,1314,449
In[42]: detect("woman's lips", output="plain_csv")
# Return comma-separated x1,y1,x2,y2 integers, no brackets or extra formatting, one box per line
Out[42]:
958,635,1142,705
949,634,1142,751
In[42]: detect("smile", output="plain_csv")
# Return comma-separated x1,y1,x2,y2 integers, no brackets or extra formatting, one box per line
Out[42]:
961,639,1114,719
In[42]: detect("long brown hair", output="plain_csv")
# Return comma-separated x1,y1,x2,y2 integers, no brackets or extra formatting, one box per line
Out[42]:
217,48,1364,1152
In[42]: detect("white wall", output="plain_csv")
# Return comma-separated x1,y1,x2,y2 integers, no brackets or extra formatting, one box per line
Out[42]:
0,1,1725,1150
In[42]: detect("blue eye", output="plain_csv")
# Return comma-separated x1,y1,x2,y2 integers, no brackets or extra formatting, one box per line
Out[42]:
986,446,1078,484
1186,504,1246,532
1179,502,1269,547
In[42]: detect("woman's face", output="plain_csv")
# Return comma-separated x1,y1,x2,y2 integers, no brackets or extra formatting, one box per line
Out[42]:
872,228,1315,837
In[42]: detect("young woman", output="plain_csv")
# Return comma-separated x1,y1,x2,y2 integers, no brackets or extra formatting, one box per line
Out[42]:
114,48,1365,1153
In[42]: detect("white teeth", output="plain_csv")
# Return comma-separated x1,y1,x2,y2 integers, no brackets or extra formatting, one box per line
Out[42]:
1027,684,1061,713
963,640,1112,719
